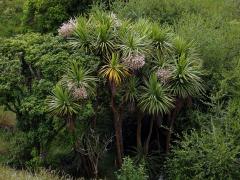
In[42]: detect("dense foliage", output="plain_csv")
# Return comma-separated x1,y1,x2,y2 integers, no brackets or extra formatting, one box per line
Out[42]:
116,157,148,180
0,0,24,36
22,0,94,33
167,99,240,179
0,0,240,179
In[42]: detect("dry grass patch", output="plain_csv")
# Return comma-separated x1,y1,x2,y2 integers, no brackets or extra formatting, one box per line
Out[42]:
0,107,16,129
0,166,81,180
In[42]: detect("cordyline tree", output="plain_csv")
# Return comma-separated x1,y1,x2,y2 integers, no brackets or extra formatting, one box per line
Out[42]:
46,61,97,133
50,10,204,167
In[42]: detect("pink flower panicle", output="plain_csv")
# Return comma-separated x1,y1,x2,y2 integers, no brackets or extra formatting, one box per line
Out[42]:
72,87,88,100
123,54,145,70
58,18,77,38
156,68,171,83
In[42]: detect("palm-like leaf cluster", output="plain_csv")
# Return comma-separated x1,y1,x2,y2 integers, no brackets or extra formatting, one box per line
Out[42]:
118,22,151,58
71,16,92,53
123,77,139,104
150,23,172,56
46,85,80,117
172,36,199,61
138,74,174,116
99,53,130,86
62,61,98,99
169,54,204,98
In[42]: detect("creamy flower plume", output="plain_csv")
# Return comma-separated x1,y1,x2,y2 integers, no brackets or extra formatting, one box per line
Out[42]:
72,87,88,100
122,54,145,70
156,68,171,83
109,12,122,27
58,18,77,38
66,82,88,100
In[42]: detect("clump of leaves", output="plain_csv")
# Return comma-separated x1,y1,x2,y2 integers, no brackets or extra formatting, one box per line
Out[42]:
166,124,240,179
116,157,148,180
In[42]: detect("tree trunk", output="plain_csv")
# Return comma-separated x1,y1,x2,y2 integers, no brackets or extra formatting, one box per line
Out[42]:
186,96,192,108
165,114,174,153
67,115,75,133
113,116,123,167
110,82,123,167
156,125,161,151
166,98,183,153
144,116,154,154
136,112,143,148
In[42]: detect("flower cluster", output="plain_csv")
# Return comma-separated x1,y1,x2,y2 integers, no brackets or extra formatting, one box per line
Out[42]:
72,86,88,100
109,13,122,27
156,68,172,83
122,54,145,70
58,18,77,38
67,82,88,100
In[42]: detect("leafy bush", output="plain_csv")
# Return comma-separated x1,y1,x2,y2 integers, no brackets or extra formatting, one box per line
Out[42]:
22,0,94,33
0,0,24,37
0,129,11,163
116,157,148,180
112,0,239,24
166,99,240,180
167,127,240,179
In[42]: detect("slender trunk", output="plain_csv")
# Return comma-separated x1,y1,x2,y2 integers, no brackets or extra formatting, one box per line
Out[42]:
119,116,124,157
67,115,75,133
186,96,192,108
93,161,98,179
136,114,142,148
156,125,161,151
144,116,154,154
92,85,101,129
166,98,183,153
110,82,123,167
114,116,123,167
165,114,174,153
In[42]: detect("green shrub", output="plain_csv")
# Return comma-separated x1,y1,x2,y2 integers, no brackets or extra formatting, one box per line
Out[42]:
0,129,11,163
22,0,94,33
112,0,239,24
116,157,148,180
0,0,24,37
167,123,240,179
